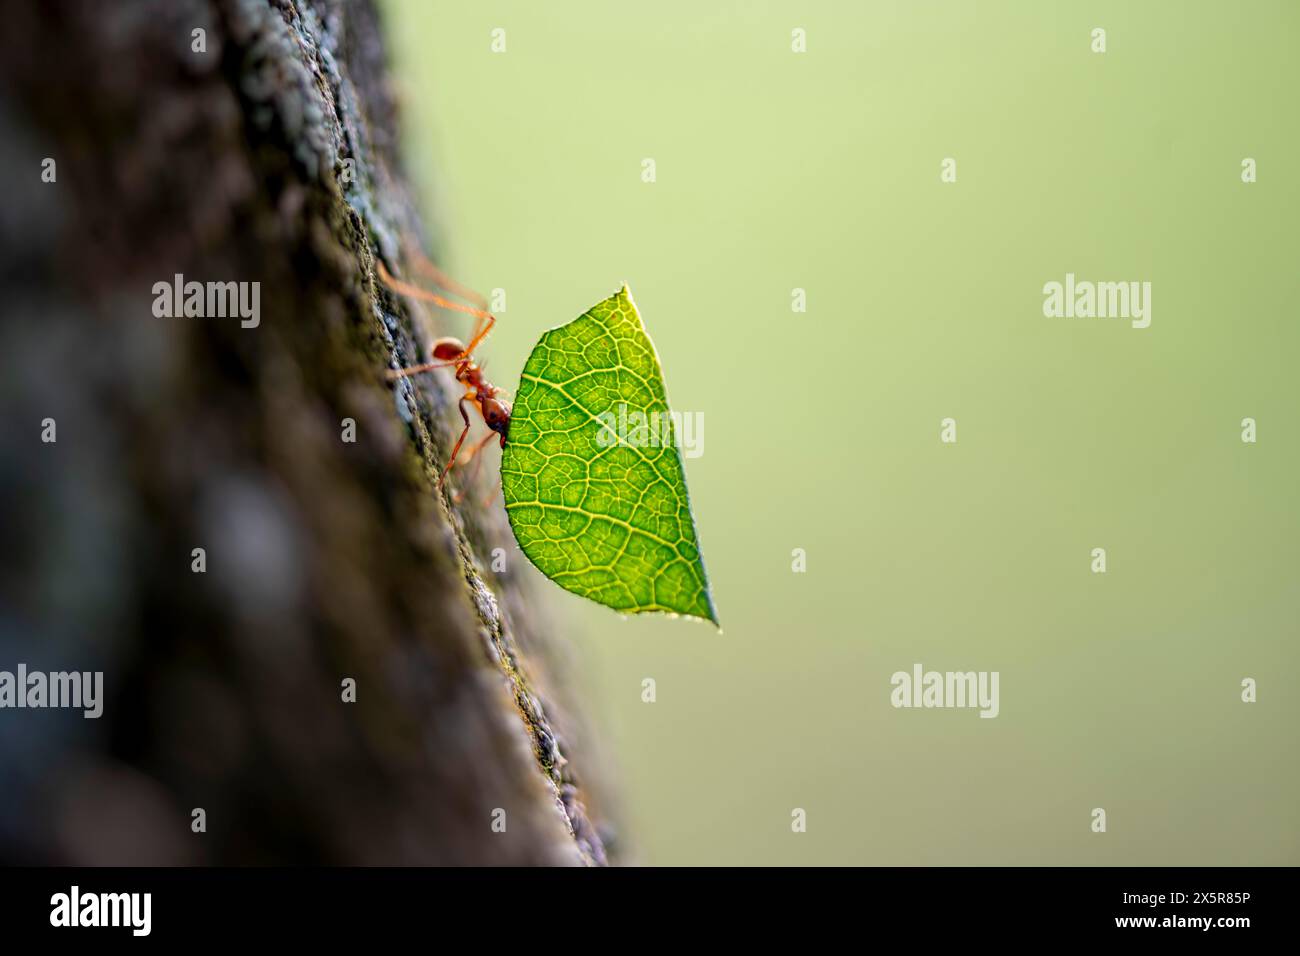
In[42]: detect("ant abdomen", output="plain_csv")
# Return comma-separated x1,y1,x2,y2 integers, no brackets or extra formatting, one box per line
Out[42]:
431,337,466,362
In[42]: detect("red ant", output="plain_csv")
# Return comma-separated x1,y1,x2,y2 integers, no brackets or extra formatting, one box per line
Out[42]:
377,254,510,495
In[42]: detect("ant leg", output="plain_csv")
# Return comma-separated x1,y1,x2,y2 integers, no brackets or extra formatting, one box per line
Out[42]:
419,312,497,383
452,311,495,373
376,260,496,374
387,357,464,381
402,248,492,352
480,475,502,509
404,246,488,310
439,397,474,489
450,431,499,504
479,435,506,507
377,260,494,326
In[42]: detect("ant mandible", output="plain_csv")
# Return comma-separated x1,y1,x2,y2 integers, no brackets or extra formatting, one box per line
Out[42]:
377,253,510,494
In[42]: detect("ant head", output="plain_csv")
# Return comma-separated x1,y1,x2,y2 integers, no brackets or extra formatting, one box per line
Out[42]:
431,337,467,362
480,394,511,440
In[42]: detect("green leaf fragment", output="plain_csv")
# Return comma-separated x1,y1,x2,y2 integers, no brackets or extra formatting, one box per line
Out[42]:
501,285,718,625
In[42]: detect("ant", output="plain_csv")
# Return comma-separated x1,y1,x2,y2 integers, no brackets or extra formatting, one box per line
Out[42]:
377,253,510,496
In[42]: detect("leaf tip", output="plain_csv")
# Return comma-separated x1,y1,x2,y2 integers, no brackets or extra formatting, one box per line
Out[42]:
693,592,721,630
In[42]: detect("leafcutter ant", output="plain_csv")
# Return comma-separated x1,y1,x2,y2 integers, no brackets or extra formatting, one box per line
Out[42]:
377,254,510,496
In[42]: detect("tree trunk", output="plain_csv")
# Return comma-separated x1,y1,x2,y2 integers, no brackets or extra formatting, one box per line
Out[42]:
0,0,610,866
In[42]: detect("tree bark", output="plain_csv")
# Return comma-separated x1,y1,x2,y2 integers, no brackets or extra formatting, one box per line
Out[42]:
0,0,610,866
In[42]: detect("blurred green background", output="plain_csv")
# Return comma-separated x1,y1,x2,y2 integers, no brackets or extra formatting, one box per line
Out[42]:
384,0,1298,864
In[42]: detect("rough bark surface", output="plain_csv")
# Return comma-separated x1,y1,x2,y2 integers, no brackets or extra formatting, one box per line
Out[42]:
0,0,610,865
